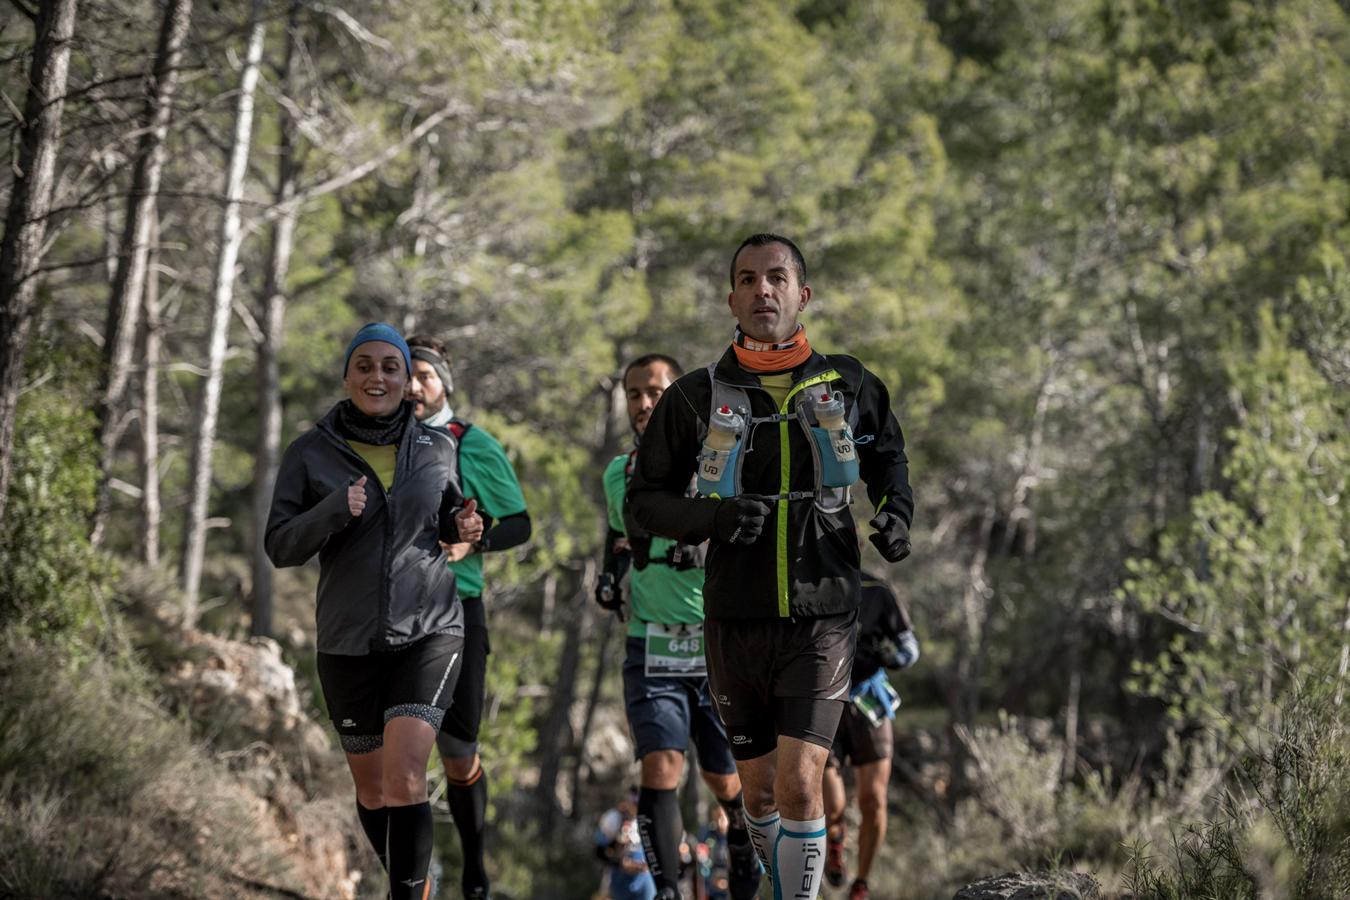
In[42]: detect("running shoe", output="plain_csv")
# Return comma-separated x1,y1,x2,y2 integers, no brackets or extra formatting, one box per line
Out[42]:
848,878,870,900
727,838,763,900
825,834,847,888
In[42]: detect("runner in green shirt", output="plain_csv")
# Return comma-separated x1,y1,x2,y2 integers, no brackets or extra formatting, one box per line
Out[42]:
408,335,531,900
596,354,761,900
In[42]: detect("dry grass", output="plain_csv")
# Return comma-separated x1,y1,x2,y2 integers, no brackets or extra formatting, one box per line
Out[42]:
0,632,359,899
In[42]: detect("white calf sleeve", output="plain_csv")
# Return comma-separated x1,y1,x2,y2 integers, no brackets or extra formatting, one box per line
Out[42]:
773,815,827,900
745,809,780,883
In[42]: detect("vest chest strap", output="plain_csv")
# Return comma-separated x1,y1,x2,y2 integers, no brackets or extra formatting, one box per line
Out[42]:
744,490,816,502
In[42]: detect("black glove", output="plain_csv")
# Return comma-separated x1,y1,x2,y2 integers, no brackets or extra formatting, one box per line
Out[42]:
595,572,623,612
714,498,771,545
868,512,912,563
665,541,707,570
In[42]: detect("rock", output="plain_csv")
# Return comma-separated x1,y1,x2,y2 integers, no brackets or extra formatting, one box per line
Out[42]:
158,628,362,898
166,630,331,769
954,871,1100,900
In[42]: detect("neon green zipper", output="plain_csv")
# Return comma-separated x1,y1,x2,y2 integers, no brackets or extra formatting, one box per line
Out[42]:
775,370,840,617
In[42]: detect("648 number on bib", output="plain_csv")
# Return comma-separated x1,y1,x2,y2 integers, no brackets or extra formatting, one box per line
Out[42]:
645,623,707,678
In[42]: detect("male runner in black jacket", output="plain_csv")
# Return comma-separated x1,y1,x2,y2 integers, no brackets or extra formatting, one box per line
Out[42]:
628,234,914,900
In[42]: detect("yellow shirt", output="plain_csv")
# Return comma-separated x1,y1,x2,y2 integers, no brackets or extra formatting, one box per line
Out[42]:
346,440,397,489
757,372,793,408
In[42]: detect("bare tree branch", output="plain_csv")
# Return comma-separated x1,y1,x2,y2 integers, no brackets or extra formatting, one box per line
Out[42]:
264,98,466,221
312,2,392,51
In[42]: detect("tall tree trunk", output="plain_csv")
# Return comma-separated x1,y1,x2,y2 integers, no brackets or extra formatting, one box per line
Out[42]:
0,0,79,526
91,0,193,546
570,611,616,812
535,562,596,836
139,205,163,567
181,3,265,624
1061,653,1081,784
251,0,301,638
947,501,995,802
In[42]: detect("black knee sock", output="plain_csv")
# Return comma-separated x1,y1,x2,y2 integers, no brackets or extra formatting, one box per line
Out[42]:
446,763,489,894
387,801,434,900
355,800,388,871
637,786,683,893
717,791,752,848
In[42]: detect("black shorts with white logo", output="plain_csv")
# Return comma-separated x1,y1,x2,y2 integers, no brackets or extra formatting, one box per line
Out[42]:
826,701,893,769
317,632,464,755
704,610,857,760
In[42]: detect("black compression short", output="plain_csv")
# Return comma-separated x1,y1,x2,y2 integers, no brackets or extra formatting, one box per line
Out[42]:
826,701,893,769
704,611,856,760
317,632,464,755
436,596,490,759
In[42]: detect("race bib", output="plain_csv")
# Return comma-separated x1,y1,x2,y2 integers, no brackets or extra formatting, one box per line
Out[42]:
644,622,707,678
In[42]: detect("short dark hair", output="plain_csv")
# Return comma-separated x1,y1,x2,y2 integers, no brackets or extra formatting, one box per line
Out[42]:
729,233,807,287
623,353,683,386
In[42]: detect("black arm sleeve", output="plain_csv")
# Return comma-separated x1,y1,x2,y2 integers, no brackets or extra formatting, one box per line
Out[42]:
856,369,915,528
627,377,722,543
479,511,531,553
876,581,914,642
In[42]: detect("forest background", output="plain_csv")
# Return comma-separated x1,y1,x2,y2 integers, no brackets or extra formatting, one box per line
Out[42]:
0,0,1347,898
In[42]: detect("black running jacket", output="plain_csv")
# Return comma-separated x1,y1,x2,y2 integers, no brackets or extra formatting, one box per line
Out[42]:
266,403,467,654
628,347,913,620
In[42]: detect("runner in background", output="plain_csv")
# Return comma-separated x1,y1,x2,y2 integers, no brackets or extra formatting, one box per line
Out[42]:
598,354,761,900
822,572,920,900
595,787,657,900
407,335,531,900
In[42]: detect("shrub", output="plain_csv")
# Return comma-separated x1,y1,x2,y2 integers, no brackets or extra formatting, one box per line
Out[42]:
1125,680,1350,899
0,634,303,898
0,387,114,642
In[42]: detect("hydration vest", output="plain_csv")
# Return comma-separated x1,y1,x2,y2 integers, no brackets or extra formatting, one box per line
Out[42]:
695,361,862,514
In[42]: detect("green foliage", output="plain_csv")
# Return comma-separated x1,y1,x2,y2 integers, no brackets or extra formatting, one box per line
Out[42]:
1125,681,1350,899
10,0,1350,893
1124,310,1348,729
0,386,114,642
1125,824,1258,900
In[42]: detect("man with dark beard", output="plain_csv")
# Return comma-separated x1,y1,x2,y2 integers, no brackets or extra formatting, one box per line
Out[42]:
407,335,531,900
598,353,761,900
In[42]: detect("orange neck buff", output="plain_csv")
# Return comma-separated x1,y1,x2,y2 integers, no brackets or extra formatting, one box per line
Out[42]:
732,324,812,372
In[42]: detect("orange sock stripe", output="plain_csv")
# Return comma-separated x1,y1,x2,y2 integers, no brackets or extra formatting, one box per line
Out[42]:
447,764,483,788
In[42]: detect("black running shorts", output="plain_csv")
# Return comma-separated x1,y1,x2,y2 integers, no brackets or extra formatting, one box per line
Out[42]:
317,632,464,755
826,702,893,769
704,610,857,760
436,596,490,758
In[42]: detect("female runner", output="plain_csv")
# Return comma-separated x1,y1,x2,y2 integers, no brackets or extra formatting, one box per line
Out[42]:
266,322,483,899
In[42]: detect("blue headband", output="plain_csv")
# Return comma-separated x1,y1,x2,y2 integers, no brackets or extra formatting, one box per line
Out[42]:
344,322,411,376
